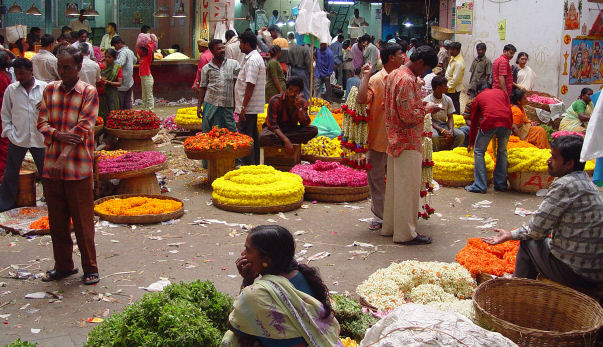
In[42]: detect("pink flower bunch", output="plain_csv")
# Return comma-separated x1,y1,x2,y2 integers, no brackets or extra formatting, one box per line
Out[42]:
98,151,166,174
161,115,183,131
527,94,560,105
290,160,368,187
551,131,585,139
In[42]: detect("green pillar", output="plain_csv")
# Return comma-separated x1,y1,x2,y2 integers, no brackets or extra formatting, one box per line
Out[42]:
45,0,52,33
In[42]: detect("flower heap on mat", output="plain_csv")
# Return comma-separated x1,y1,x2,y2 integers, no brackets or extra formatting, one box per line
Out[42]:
184,127,253,151
432,147,495,183
161,115,184,132
95,150,128,162
29,216,49,230
339,87,370,170
95,117,104,126
508,147,595,173
301,136,343,158
97,151,166,175
356,260,476,319
310,108,344,128
175,106,202,126
420,113,435,220
455,238,519,277
453,114,466,128
309,97,330,113
290,160,367,187
212,165,304,207
106,110,160,130
527,94,559,105
95,197,182,216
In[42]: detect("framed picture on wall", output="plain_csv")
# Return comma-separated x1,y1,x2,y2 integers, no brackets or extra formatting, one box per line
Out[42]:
569,39,593,85
592,40,603,83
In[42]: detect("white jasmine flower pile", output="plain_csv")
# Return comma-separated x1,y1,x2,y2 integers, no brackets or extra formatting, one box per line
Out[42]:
356,261,476,320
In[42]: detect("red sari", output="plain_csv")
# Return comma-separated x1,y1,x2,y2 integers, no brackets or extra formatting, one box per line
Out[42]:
0,71,12,181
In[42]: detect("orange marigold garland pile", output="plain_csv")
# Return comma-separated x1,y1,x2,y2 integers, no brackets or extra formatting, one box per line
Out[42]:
455,238,520,277
184,127,253,151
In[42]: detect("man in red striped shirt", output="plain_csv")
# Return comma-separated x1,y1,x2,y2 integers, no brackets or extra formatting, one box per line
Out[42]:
491,44,516,96
37,46,100,285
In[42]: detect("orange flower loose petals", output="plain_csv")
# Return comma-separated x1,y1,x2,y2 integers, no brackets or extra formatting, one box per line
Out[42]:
455,238,519,277
183,127,253,151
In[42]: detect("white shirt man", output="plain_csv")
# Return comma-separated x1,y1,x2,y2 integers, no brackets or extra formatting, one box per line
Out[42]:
225,36,245,65
78,55,101,86
31,49,59,82
69,17,91,33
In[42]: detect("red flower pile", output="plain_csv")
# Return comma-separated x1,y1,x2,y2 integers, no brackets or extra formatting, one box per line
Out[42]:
455,238,520,277
106,110,161,130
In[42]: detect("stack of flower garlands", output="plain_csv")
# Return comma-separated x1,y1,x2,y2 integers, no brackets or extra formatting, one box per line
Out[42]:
106,110,160,130
420,114,435,219
174,106,202,126
339,87,370,170
432,147,495,184
301,136,343,158
487,135,535,157
97,151,166,175
456,238,519,277
290,160,367,187
356,261,476,320
211,165,304,207
256,104,268,132
95,196,182,216
453,114,466,128
507,147,596,173
183,127,253,151
309,97,330,113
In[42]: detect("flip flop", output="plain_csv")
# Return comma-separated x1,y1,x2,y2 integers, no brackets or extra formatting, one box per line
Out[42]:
41,268,78,282
83,273,100,285
368,221,382,231
397,234,432,245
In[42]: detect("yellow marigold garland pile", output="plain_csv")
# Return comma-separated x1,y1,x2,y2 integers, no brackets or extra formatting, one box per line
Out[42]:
95,197,182,216
508,147,596,173
175,106,202,126
212,165,304,206
453,114,466,128
432,147,495,182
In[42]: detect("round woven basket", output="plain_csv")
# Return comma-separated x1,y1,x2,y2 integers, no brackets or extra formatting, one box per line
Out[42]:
473,278,603,346
185,146,252,161
105,127,160,139
94,194,184,224
301,155,343,163
213,198,303,214
438,135,455,150
176,123,203,131
98,161,167,180
508,171,553,193
304,185,368,202
94,125,104,135
525,91,561,112
435,179,473,187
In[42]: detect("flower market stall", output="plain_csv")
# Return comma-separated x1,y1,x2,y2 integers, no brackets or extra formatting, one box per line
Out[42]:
290,160,368,202
175,106,203,131
105,110,161,151
184,127,253,184
211,165,304,213
96,150,167,195
94,194,184,224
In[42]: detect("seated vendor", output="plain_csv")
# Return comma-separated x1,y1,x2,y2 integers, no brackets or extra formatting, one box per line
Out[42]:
423,75,465,151
510,89,550,149
260,76,318,154
484,136,602,299
221,225,342,346
559,88,593,134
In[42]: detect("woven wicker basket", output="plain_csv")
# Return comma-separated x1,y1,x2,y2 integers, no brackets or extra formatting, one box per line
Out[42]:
93,125,104,135
508,171,553,193
213,198,303,214
525,91,561,112
438,135,455,150
301,155,343,163
473,278,603,346
94,194,184,224
176,123,203,131
98,161,167,180
185,146,252,161
304,185,368,202
105,127,159,139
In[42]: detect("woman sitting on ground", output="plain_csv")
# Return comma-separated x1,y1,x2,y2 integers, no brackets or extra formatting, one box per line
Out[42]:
559,87,593,134
510,89,550,148
221,225,342,347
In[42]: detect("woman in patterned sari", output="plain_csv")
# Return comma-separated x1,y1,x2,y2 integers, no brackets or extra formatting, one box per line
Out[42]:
222,225,342,347
98,48,122,122
559,88,593,134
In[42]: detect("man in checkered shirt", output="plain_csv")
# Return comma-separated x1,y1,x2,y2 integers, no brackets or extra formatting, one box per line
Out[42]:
484,136,602,297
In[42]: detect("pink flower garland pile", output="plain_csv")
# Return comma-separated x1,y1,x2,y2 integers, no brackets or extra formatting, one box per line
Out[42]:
551,131,585,139
290,160,368,187
98,151,167,175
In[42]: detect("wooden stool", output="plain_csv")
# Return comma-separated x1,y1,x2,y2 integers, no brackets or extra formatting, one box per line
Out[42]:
16,170,36,207
262,145,301,172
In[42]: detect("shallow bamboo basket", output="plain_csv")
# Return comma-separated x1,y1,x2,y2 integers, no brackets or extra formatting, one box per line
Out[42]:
104,127,159,139
176,123,203,131
94,194,184,224
525,91,561,112
304,185,368,202
473,278,603,346
301,154,343,163
185,146,252,161
213,198,303,214
93,125,104,135
98,161,167,180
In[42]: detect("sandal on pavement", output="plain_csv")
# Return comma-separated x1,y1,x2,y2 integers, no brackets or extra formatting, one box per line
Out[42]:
368,221,382,231
83,273,100,285
397,234,432,245
41,268,78,282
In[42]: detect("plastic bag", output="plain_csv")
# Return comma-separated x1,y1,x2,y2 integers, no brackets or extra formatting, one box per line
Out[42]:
311,106,341,139
6,25,27,44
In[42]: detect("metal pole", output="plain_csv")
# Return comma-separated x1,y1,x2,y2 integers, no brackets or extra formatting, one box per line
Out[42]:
45,0,52,34
310,35,314,99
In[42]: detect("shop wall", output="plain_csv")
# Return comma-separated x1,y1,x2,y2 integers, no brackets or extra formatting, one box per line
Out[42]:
454,0,564,98
439,0,454,29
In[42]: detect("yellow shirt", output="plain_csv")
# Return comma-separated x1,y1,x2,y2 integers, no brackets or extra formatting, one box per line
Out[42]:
445,53,465,93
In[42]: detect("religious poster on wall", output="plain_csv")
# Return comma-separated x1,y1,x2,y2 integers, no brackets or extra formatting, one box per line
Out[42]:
564,0,581,30
455,0,473,34
570,39,593,85
592,41,603,83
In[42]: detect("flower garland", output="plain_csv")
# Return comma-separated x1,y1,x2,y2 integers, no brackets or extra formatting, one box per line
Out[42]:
455,238,519,277
106,110,160,130
184,127,253,151
356,260,476,315
175,106,202,126
96,117,104,126
340,337,358,347
432,147,495,182
290,161,367,187
95,197,182,216
98,151,166,175
257,104,268,133
212,165,304,207
301,136,343,158
95,150,128,162
309,97,330,113
551,131,585,139
453,114,466,128
487,135,535,157
508,147,596,173
339,87,370,170
420,113,435,219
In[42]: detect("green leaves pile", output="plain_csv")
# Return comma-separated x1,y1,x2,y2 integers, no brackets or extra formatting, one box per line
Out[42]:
331,294,378,342
86,280,232,347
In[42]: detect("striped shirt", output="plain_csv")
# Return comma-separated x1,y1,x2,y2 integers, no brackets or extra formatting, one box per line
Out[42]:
511,171,603,282
235,50,266,115
37,80,99,180
200,58,240,108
